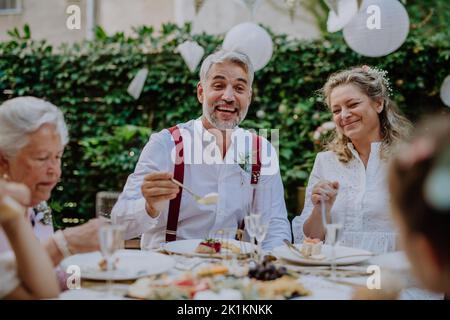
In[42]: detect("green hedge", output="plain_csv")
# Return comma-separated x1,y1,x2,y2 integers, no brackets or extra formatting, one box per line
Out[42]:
1,23,449,226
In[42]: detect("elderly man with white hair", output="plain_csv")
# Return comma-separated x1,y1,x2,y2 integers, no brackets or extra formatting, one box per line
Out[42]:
0,96,104,268
112,49,292,251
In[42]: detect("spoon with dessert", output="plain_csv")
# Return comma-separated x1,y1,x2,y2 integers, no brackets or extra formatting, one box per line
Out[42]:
170,178,219,205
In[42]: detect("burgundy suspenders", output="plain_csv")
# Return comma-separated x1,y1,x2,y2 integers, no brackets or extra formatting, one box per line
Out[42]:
251,133,262,184
238,133,262,234
165,125,262,242
165,126,184,242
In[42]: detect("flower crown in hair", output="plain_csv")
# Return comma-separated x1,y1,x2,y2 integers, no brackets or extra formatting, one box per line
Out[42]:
361,65,393,97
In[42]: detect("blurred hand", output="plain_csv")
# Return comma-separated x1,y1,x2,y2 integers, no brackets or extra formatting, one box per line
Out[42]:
63,217,107,254
311,180,339,212
0,181,30,223
141,172,179,216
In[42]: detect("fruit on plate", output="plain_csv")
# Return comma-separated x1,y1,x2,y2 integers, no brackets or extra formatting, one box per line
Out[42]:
248,256,288,281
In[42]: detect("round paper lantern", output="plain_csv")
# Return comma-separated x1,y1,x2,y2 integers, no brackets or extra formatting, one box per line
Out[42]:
223,22,273,71
440,75,450,107
343,0,409,57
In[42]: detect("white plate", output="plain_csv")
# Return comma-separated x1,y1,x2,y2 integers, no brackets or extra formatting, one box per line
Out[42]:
273,244,372,266
163,239,255,258
60,249,175,280
368,251,411,272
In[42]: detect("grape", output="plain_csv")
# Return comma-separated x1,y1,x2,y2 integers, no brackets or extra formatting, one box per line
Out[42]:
247,261,287,281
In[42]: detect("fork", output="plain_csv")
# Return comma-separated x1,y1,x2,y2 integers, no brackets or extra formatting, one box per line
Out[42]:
283,239,304,256
170,178,203,202
174,257,204,271
283,239,373,261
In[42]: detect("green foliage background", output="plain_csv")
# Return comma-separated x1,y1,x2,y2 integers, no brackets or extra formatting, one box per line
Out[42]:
0,21,449,226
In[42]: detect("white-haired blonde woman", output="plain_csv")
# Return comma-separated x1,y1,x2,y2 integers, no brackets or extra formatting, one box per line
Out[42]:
0,97,104,267
292,66,412,254
1,181,59,299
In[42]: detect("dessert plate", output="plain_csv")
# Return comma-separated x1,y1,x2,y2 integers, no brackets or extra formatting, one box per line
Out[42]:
60,249,175,280
163,239,255,258
273,244,373,266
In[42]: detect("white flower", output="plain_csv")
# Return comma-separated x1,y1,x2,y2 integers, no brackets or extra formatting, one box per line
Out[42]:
321,121,336,131
237,152,252,174
278,103,288,114
256,110,266,119
313,130,321,140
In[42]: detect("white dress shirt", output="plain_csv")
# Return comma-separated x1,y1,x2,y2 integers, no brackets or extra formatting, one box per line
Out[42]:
292,142,398,254
112,119,292,250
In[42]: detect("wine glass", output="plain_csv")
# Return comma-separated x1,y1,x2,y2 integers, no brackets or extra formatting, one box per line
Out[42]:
320,195,343,279
98,223,124,295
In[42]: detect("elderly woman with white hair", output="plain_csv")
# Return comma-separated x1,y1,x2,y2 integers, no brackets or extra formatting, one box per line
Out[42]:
0,96,104,267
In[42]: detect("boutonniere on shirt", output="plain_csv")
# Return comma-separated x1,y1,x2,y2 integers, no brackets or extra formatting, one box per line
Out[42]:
34,201,53,225
237,151,252,175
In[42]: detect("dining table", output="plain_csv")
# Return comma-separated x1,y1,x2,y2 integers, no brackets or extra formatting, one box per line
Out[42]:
56,239,441,301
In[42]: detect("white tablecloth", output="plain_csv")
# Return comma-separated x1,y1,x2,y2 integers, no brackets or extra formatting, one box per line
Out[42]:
57,250,443,300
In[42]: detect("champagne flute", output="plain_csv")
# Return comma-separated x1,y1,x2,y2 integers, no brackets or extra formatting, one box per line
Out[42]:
320,195,343,279
244,214,257,260
253,217,269,263
248,184,271,263
98,223,124,295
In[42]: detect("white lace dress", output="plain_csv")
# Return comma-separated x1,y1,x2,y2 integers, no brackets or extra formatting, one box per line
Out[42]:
292,142,398,254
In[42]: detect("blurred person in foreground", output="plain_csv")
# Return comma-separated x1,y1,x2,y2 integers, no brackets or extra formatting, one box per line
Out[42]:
0,180,59,299
389,114,450,300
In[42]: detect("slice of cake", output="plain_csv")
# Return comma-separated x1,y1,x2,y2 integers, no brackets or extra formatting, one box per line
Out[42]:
195,239,221,254
220,241,241,254
300,237,323,257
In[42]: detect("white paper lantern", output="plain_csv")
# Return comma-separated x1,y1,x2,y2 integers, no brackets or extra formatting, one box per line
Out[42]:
440,75,450,107
223,22,273,71
327,0,359,33
324,0,340,14
127,68,148,100
194,0,205,15
177,40,205,73
343,0,409,57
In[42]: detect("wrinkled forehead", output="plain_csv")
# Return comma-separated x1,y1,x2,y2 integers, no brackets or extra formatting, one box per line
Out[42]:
20,124,64,154
205,61,250,85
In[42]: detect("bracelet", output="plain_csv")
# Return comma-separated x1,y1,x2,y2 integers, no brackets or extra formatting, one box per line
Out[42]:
52,230,72,259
